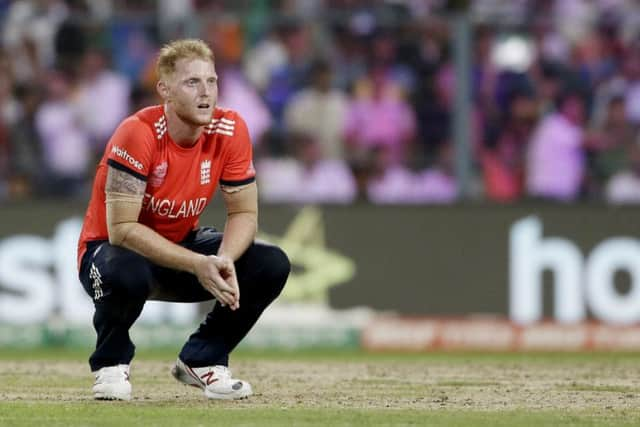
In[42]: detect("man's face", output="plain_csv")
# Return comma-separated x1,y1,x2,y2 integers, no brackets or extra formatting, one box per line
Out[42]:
562,96,585,125
163,57,218,126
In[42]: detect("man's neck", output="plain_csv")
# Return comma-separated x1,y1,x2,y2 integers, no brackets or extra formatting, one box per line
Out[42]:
164,104,203,147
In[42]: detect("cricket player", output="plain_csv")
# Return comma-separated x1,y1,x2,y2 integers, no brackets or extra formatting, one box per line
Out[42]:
77,39,290,401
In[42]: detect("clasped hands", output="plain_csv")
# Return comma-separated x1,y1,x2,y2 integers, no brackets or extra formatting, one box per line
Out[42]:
193,254,240,310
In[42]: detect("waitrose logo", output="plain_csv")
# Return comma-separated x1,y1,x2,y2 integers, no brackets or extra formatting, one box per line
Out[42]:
111,145,144,170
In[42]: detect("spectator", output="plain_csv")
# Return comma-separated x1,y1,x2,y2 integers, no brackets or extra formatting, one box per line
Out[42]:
8,83,43,198
412,143,458,204
621,47,640,125
75,48,131,155
110,23,156,83
263,19,313,131
483,129,526,203
327,24,368,92
586,95,635,197
258,132,356,204
366,29,416,95
482,92,538,202
365,143,457,204
416,62,485,165
344,66,416,165
2,0,68,82
35,70,91,197
243,22,288,93
284,59,348,159
526,90,588,201
606,143,640,204
364,145,417,204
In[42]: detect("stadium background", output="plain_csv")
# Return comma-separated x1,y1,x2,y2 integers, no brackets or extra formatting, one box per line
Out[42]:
2,0,640,350
2,1,640,425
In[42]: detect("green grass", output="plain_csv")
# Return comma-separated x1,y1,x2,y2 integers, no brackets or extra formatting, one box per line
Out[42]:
1,404,638,427
2,347,640,426
3,346,640,363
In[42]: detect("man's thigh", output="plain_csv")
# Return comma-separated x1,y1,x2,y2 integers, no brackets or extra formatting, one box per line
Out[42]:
148,227,222,303
79,241,153,301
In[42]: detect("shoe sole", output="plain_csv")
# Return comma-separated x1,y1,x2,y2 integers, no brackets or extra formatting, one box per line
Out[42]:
171,363,252,400
94,392,132,401
204,387,252,400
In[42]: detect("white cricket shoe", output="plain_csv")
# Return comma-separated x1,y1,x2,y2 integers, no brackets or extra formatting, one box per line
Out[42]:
92,364,132,401
171,358,253,400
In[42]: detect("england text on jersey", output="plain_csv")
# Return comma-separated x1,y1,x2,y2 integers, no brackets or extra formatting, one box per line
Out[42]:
77,105,255,268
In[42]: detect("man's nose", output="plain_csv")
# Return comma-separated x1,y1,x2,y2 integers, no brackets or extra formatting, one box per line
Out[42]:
199,82,210,96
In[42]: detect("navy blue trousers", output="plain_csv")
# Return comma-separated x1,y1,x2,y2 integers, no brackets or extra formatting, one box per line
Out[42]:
78,227,290,371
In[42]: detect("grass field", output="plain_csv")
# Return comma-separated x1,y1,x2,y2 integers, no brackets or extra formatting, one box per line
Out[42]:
1,348,640,426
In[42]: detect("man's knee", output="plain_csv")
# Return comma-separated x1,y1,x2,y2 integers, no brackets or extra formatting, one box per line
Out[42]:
253,244,290,298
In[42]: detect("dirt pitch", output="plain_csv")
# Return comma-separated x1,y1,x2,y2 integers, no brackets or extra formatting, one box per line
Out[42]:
2,355,640,412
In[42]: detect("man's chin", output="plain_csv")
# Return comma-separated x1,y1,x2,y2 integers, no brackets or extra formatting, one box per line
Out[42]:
198,110,214,124
195,117,212,126
183,113,212,127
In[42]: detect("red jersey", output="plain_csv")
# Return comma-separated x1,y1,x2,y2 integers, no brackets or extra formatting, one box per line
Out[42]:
77,105,255,268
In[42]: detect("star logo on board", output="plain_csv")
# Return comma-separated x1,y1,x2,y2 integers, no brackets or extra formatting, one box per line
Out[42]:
259,206,356,303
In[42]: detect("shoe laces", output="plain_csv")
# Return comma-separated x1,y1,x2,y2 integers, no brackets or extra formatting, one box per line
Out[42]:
217,365,233,378
96,364,130,382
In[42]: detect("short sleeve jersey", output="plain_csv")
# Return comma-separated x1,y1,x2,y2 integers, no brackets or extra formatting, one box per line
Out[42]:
77,105,255,267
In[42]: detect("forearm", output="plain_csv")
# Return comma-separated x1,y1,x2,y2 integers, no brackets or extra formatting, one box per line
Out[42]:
217,211,257,261
111,222,204,274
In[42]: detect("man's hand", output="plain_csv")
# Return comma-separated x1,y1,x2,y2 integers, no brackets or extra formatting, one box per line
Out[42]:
193,254,240,310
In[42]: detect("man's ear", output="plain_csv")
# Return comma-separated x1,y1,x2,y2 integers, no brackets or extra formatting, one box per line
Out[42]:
157,80,170,101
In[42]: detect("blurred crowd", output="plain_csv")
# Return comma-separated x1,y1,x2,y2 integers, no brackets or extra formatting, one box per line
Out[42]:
4,0,640,204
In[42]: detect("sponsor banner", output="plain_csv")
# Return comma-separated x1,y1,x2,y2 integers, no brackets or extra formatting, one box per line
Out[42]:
2,201,640,332
362,316,640,351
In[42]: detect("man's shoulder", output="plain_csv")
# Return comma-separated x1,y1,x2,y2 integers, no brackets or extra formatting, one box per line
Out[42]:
133,105,165,125
205,107,243,138
213,106,241,121
113,105,165,139
111,107,160,142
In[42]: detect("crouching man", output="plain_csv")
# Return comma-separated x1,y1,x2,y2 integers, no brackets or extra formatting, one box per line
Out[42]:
77,39,290,401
